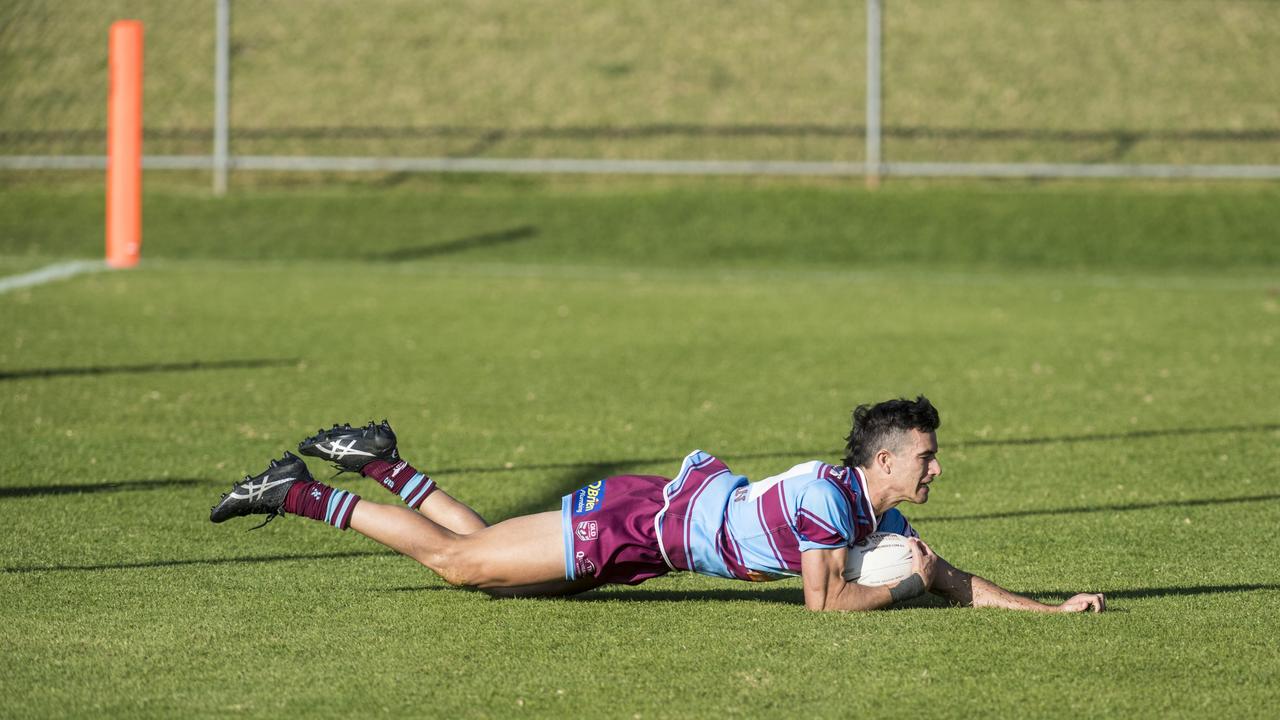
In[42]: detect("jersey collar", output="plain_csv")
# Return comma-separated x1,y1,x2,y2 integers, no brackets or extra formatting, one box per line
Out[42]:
851,466,879,532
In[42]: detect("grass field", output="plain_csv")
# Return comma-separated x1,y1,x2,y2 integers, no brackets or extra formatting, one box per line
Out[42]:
1,177,1278,717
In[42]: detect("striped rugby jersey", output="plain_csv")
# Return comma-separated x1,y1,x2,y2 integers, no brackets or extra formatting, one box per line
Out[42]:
655,450,918,581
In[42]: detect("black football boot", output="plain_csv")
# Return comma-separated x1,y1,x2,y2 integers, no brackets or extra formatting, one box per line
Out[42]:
209,451,311,528
297,420,399,476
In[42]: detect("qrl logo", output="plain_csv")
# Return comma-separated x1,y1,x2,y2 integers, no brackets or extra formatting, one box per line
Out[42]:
576,521,598,542
574,551,597,577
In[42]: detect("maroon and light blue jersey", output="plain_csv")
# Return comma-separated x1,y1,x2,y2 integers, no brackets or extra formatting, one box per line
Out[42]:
655,451,918,581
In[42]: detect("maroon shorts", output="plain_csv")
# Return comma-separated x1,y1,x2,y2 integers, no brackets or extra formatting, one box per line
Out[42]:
560,474,672,586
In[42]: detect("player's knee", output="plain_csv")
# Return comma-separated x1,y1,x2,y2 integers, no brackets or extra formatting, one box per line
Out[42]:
423,538,487,587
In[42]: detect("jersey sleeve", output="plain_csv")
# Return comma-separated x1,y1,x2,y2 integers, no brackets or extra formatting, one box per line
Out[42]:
877,508,920,539
794,480,854,551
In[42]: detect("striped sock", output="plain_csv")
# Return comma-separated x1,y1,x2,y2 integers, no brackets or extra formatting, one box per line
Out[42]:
361,459,437,509
283,480,360,530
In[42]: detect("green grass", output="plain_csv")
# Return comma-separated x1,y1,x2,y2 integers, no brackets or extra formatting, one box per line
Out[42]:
1,179,1278,717
3,0,1278,164
3,176,1280,273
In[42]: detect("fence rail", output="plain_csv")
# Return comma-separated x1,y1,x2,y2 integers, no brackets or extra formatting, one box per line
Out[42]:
3,0,1277,189
9,154,1280,181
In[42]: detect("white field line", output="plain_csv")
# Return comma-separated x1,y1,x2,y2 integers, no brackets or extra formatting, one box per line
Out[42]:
0,260,106,295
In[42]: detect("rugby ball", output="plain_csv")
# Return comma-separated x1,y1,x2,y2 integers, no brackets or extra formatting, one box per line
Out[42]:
842,532,914,586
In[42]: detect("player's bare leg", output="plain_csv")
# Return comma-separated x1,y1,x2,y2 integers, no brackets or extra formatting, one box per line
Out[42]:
224,422,597,594
347,503,568,589
417,488,487,534
211,453,595,596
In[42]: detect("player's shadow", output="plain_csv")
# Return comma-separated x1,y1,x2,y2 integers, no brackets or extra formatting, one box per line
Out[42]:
0,357,300,382
1017,584,1280,601
380,584,808,605
498,460,639,519
373,225,538,262
572,586,804,606
566,582,1279,608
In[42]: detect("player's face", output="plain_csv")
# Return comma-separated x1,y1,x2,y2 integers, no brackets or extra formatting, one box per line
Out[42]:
898,429,941,504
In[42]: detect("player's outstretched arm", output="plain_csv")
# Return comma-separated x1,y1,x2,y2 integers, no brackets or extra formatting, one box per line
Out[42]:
799,538,936,612
929,555,1105,613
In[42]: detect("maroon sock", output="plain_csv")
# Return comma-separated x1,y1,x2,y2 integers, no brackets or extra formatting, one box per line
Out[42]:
283,481,360,529
360,459,437,509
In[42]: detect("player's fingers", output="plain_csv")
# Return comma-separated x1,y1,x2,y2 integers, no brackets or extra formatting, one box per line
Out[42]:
1070,593,1104,613
907,538,923,567
917,538,936,558
1094,593,1106,613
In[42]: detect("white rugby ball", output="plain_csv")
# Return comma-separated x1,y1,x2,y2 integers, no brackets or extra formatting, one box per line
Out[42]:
842,532,914,586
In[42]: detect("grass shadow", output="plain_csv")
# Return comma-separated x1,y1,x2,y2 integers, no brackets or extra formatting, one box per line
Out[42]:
373,225,537,261
926,492,1280,523
448,422,1278,523
951,422,1280,449
435,422,1279,478
0,357,300,382
1,550,393,575
0,478,218,499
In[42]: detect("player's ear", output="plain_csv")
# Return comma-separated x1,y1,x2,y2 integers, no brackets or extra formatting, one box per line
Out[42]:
876,448,893,475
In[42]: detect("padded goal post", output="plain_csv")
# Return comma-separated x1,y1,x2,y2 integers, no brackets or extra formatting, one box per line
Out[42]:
106,20,143,268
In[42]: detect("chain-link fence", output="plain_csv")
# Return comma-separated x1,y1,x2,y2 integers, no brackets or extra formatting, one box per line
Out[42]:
3,0,1278,184
2,0,214,157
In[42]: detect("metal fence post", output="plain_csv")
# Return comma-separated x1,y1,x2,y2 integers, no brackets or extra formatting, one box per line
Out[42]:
865,0,882,188
213,0,230,195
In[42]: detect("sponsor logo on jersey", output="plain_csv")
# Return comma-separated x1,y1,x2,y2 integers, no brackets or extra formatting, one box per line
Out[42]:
573,480,606,515
576,520,599,542
574,551,597,577
732,486,749,503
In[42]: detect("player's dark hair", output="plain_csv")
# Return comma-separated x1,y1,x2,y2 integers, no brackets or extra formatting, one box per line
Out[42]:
843,396,940,468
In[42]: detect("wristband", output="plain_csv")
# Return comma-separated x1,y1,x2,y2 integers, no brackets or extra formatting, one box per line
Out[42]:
889,573,925,603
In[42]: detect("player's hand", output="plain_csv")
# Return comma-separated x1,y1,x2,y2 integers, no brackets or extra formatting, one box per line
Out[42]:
1056,593,1106,613
909,537,938,590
